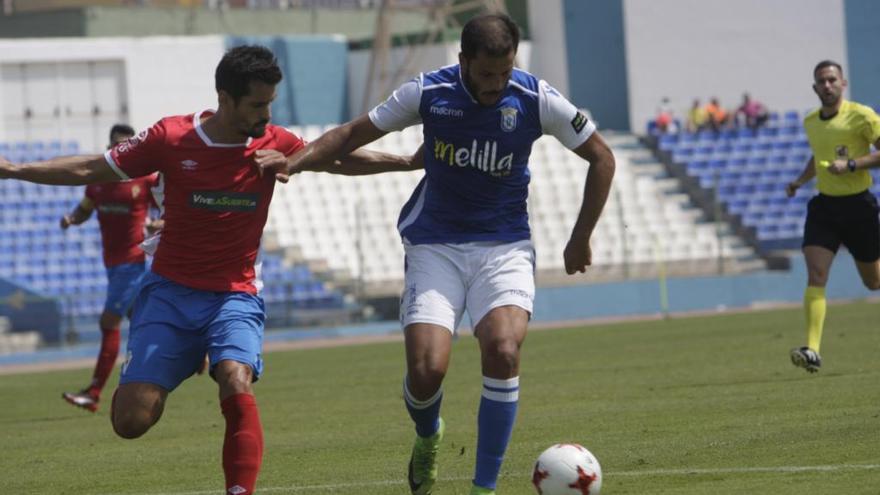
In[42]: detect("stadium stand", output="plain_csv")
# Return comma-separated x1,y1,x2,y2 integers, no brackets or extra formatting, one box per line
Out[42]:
0,141,352,347
648,110,880,252
1,123,774,346
266,125,762,297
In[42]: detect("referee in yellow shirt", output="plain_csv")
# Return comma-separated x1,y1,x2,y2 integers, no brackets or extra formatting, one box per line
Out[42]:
786,60,880,372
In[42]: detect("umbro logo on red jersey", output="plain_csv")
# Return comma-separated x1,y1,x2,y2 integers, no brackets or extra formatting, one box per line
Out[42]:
181,159,199,171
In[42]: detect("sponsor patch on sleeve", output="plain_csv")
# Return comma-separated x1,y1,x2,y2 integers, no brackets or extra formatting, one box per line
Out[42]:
571,111,589,133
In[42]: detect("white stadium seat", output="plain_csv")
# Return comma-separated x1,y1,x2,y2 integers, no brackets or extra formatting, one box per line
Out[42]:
265,128,759,286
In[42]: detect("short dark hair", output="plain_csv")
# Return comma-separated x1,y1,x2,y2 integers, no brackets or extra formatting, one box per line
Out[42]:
215,45,283,102
814,60,843,78
109,124,135,141
460,13,520,59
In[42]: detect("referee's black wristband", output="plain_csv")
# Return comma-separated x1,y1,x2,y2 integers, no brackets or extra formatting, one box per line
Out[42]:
847,159,857,172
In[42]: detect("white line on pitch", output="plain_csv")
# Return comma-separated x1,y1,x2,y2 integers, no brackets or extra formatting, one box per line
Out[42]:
113,463,880,495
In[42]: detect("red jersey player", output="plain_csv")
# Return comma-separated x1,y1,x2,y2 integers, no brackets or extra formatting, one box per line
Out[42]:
0,45,418,494
60,123,161,413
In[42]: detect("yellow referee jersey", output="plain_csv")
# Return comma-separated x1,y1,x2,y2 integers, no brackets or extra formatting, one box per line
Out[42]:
803,100,880,196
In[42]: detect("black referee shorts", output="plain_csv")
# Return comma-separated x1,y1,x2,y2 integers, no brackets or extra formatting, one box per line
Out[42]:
802,189,880,262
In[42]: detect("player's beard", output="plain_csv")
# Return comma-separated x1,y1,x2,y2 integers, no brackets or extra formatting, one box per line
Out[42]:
821,92,841,108
462,65,503,107
247,120,269,138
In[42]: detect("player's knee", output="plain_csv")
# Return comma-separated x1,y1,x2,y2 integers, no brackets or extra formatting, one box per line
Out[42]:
111,410,153,439
111,386,164,439
863,279,880,291
215,361,254,396
410,359,447,388
807,269,828,286
483,339,520,373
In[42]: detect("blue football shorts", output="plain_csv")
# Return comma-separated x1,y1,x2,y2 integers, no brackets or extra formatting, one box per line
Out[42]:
104,262,147,317
119,271,265,391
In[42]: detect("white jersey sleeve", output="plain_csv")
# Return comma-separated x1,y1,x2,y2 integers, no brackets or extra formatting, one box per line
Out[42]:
538,79,596,150
368,77,423,132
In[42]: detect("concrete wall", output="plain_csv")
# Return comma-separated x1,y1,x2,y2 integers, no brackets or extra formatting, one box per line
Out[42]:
0,36,223,148
563,0,630,130
0,7,426,39
526,0,569,97
844,0,880,108
622,0,847,133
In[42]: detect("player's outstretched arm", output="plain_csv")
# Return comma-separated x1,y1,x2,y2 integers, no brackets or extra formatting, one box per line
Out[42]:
317,143,424,175
257,145,422,177
563,131,616,275
285,115,389,175
0,154,120,186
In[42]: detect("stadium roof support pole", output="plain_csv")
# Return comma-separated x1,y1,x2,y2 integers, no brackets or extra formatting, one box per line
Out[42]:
360,0,510,114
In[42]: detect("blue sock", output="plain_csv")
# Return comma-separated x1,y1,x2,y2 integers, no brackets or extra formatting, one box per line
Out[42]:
473,376,519,490
403,375,443,438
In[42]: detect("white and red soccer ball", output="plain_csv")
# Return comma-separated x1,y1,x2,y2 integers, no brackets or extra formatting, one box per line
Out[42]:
532,443,602,495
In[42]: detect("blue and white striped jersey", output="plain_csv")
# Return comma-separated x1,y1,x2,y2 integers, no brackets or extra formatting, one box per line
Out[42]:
369,64,595,245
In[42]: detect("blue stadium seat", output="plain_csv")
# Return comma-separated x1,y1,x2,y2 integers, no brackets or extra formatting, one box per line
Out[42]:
696,130,719,142
735,128,756,139
778,125,801,137
63,141,80,154
757,127,779,139
712,142,733,156
679,133,698,144
672,148,694,164
756,224,781,240
658,134,677,151
731,142,752,155
783,110,800,122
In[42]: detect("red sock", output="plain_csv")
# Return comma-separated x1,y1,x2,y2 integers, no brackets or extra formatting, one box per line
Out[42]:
221,393,263,495
88,326,120,398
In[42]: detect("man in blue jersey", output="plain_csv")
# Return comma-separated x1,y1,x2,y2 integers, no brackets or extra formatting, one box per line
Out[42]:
259,14,614,495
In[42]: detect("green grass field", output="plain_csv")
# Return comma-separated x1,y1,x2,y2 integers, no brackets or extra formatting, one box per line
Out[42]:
3,301,879,494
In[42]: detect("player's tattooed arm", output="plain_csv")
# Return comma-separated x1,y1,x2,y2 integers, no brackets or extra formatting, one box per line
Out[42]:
0,154,119,185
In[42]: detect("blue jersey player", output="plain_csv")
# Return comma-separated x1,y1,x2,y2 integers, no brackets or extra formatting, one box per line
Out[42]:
260,14,615,495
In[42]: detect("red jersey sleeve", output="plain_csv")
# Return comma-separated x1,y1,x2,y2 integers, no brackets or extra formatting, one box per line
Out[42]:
276,127,306,156
104,121,167,180
84,184,97,202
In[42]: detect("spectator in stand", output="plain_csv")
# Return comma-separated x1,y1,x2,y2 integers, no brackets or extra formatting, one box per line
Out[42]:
735,93,770,130
705,97,730,132
654,97,678,134
686,99,708,133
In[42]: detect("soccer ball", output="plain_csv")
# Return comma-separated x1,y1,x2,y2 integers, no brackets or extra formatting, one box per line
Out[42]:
531,443,602,495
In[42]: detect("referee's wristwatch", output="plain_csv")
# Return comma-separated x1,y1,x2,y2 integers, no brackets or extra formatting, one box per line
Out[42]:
847,159,857,172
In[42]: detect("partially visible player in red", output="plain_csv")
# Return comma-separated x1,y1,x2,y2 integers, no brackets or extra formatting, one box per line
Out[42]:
0,45,417,494
60,123,162,413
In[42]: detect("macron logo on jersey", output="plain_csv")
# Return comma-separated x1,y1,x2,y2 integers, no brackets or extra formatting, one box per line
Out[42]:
181,159,199,171
429,105,464,118
433,137,514,177
190,191,258,212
